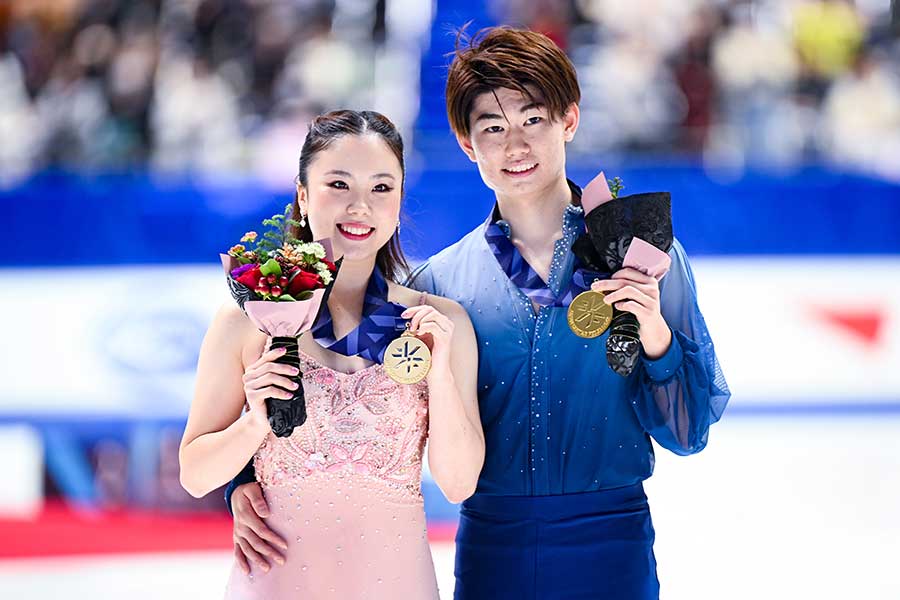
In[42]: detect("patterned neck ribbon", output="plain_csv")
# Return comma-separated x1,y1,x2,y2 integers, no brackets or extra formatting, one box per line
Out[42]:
485,204,608,308
311,267,407,363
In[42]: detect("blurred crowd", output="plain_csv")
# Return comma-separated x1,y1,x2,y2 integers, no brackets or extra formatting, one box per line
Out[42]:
1,0,899,184
0,0,430,186
498,0,900,179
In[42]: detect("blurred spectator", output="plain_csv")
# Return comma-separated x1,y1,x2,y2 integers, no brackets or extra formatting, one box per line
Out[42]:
671,6,722,153
1,0,899,180
0,47,40,184
488,0,573,49
819,49,900,180
150,53,244,173
708,9,803,166
93,439,129,509
574,35,684,154
793,0,865,82
0,0,425,184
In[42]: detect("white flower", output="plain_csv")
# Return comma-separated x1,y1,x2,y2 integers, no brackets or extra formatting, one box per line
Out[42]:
292,242,327,260
317,266,333,286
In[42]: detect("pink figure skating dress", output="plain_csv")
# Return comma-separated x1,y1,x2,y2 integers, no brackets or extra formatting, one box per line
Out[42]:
224,350,439,599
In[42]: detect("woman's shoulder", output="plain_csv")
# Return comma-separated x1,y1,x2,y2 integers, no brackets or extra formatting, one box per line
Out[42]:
208,303,265,347
212,302,251,329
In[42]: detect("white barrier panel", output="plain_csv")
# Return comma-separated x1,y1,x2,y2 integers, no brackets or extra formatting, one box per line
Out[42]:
1,424,43,517
693,257,900,404
1,257,899,418
0,265,228,418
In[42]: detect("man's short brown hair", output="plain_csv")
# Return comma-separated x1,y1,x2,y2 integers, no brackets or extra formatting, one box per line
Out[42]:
445,27,581,138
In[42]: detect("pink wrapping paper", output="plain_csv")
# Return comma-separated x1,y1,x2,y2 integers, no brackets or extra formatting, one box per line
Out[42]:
220,252,239,274
622,237,671,280
243,291,328,337
581,171,614,214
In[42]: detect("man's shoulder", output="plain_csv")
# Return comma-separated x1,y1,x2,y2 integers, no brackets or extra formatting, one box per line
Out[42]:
430,223,487,265
406,222,486,290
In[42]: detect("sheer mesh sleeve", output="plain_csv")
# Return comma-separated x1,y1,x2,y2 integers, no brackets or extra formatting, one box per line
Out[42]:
628,238,730,455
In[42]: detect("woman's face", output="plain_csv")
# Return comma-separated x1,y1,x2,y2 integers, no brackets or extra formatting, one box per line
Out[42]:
298,133,403,263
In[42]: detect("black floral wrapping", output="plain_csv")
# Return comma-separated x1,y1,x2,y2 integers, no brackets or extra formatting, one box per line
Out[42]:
572,192,674,377
265,336,306,437
225,272,260,311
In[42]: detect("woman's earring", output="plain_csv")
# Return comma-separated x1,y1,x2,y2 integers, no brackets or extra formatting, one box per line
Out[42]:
396,220,401,233
300,214,307,228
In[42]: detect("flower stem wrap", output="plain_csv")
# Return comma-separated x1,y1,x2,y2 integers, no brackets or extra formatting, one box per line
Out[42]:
573,191,673,377
266,336,306,437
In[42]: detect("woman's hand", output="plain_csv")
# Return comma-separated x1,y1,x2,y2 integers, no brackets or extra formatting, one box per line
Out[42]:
241,346,299,427
401,305,455,374
591,267,672,359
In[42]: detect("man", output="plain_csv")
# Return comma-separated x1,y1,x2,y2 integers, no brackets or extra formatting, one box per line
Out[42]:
227,27,730,599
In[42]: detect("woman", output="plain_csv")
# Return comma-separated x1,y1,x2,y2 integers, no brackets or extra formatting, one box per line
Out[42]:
179,110,485,598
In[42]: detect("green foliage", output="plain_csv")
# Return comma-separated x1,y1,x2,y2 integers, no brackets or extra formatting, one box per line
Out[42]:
259,258,282,277
608,177,624,199
253,204,302,256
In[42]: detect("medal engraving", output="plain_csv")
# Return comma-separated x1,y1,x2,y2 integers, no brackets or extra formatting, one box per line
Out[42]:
567,290,613,338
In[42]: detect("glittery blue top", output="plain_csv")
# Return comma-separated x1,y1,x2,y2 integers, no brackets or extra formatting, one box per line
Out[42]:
407,198,730,496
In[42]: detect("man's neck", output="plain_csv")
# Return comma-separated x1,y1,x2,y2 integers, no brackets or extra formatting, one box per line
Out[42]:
495,176,574,251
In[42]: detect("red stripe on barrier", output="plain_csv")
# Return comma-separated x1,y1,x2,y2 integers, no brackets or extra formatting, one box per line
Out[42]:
0,501,457,558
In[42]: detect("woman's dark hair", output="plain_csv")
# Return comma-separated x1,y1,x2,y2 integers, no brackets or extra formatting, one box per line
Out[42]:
291,109,409,282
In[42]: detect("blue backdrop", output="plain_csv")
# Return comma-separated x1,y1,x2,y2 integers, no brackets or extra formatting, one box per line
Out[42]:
3,164,899,267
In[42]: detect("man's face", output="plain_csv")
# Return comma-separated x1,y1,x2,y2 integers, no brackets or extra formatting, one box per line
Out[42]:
457,86,579,200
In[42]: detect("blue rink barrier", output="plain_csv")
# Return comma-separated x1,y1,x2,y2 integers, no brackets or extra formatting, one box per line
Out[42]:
3,165,899,267
2,404,898,515
0,414,462,519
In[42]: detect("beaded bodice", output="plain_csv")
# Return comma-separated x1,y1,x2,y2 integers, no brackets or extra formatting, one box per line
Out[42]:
253,350,430,503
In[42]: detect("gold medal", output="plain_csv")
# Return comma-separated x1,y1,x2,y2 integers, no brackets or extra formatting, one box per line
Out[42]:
383,326,432,384
567,290,613,338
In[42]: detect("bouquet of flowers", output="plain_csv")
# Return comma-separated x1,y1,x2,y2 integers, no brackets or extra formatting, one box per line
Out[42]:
572,173,673,377
220,205,339,437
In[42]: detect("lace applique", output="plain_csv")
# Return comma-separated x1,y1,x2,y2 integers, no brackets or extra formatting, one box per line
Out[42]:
575,191,673,272
254,354,429,501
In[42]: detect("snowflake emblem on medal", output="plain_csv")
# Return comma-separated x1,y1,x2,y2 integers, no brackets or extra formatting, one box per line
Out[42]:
384,323,431,384
567,288,613,338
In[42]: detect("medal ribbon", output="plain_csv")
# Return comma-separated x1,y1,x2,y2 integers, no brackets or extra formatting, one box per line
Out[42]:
311,267,408,363
485,211,608,308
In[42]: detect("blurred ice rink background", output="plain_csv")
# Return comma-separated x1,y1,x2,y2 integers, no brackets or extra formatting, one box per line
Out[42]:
2,0,899,598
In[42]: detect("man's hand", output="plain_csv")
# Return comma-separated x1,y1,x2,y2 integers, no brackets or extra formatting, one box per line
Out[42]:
231,482,288,574
592,267,672,359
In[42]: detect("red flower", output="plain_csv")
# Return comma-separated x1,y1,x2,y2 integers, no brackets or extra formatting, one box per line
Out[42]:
235,265,263,288
322,259,337,272
287,269,323,295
